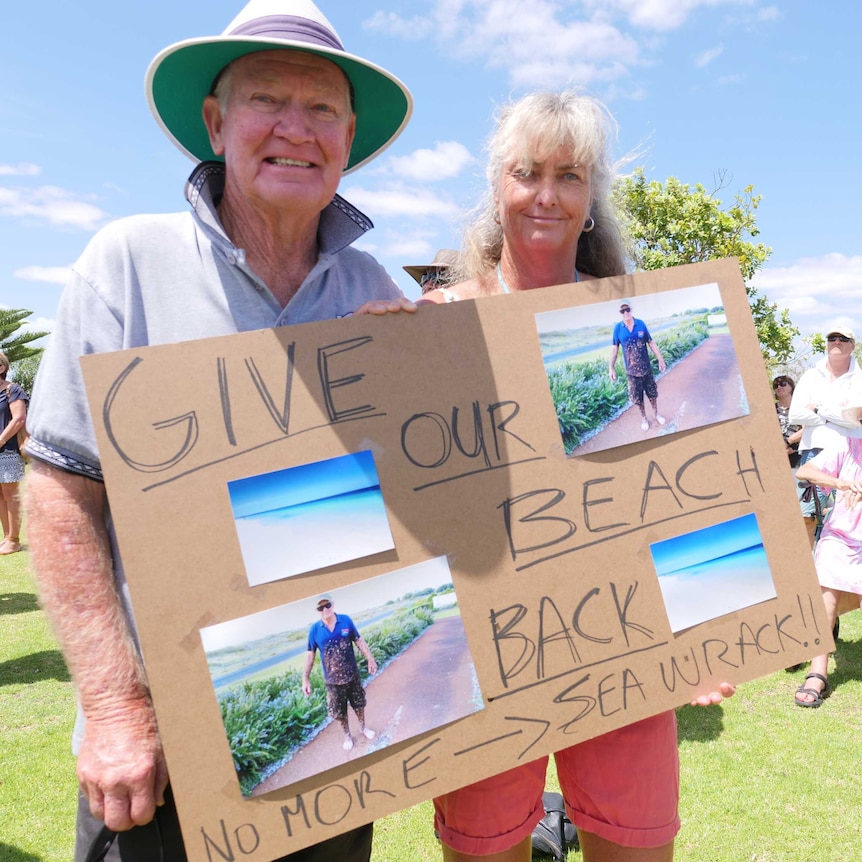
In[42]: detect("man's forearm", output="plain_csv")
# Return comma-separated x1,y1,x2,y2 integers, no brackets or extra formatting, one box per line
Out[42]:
26,461,149,714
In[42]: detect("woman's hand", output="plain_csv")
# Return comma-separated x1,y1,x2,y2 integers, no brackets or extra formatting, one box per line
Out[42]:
690,682,736,706
353,297,417,316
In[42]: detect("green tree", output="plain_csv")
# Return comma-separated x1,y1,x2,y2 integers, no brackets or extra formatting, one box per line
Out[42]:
614,169,797,365
1,308,49,394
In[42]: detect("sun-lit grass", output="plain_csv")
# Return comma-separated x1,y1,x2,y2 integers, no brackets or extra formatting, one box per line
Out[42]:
1,538,77,862
6,531,862,862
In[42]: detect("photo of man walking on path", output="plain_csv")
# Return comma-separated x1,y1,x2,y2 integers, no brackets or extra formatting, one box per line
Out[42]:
303,595,378,752
609,300,667,431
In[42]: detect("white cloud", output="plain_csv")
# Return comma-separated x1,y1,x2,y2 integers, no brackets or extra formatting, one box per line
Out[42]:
595,0,757,31
0,185,108,230
0,163,41,176
13,265,71,285
753,253,862,338
342,184,461,219
756,5,780,21
363,10,434,39
717,73,745,85
695,44,723,67
382,141,474,182
366,1,641,89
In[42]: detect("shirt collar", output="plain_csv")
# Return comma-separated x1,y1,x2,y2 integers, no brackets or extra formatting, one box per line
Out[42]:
183,161,374,257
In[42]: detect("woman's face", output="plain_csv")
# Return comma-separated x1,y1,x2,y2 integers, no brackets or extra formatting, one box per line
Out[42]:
497,144,592,260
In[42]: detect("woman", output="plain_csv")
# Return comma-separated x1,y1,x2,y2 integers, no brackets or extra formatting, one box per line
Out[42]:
362,90,734,862
773,375,802,468
793,434,862,707
0,350,28,554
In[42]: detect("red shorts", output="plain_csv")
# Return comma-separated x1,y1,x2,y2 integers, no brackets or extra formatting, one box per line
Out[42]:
433,711,680,855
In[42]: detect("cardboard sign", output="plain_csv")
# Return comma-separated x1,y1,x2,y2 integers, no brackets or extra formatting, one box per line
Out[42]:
82,259,831,861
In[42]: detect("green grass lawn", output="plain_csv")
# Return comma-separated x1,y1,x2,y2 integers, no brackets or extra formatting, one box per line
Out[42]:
5,537,862,862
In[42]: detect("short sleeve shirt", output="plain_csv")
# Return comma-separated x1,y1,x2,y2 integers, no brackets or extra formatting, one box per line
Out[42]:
613,318,653,377
0,383,28,454
307,614,361,685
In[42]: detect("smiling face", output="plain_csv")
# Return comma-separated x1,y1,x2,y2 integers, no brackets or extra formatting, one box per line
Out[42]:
203,50,356,220
496,144,593,263
317,599,335,623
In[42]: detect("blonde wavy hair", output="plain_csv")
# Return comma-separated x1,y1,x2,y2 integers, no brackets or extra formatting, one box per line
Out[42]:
455,90,629,282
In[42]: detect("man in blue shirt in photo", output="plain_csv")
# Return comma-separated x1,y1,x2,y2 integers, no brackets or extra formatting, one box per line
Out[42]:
303,594,378,751
609,300,667,431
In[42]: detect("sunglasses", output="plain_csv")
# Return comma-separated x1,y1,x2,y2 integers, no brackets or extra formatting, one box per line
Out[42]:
317,602,332,610
827,334,852,343
773,380,790,388
619,307,631,314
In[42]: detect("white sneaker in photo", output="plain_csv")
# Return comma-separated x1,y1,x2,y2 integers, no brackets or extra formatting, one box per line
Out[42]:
362,728,376,740
343,736,354,751
641,419,649,431
656,415,666,426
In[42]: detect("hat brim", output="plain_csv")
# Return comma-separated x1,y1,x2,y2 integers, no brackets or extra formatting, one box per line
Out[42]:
146,37,412,173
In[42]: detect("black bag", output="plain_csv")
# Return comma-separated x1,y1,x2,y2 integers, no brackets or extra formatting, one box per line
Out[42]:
531,791,578,860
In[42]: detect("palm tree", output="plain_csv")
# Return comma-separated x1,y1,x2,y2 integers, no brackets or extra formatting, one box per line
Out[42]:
1,308,49,394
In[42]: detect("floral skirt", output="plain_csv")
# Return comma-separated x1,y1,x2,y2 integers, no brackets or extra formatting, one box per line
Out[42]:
0,451,25,483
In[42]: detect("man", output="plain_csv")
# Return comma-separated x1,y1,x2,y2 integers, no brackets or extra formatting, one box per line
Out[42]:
302,594,378,751
403,248,459,295
24,1,412,859
608,300,667,431
789,323,862,544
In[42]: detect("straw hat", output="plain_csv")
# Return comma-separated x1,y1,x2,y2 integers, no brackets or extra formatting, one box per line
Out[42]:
403,249,459,285
145,0,413,173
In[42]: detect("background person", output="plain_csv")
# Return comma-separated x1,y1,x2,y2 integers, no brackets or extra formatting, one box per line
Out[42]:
302,594,378,751
609,301,667,432
0,349,28,555
23,1,412,859
403,248,460,294
417,89,733,862
790,324,862,545
793,434,862,707
773,375,802,468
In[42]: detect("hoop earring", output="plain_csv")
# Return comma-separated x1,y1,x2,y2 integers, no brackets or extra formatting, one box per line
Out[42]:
582,216,595,233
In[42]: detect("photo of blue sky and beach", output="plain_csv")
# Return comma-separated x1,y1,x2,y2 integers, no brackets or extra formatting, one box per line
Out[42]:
650,513,777,633
228,450,395,587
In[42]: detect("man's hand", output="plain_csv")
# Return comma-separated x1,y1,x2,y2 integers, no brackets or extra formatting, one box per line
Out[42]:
690,682,736,707
302,679,312,696
367,656,378,675
609,367,617,382
353,297,417,316
77,699,168,831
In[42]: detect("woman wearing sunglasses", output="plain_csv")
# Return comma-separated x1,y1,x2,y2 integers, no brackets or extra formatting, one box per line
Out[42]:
772,375,801,468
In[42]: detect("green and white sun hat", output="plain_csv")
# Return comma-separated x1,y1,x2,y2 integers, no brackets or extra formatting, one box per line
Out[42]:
145,0,413,173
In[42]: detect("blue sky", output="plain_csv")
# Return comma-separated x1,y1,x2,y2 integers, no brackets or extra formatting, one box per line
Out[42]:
228,450,380,518
3,1,860,360
650,512,762,575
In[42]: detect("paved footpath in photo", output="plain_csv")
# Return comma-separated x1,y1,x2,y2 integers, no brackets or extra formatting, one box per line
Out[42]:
252,615,477,795
573,334,744,455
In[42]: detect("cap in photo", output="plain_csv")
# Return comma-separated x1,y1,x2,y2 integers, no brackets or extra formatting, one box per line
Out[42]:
145,0,413,172
619,300,632,310
315,593,333,609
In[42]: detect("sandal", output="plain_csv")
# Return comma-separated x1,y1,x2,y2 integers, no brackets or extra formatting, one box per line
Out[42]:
794,672,830,708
